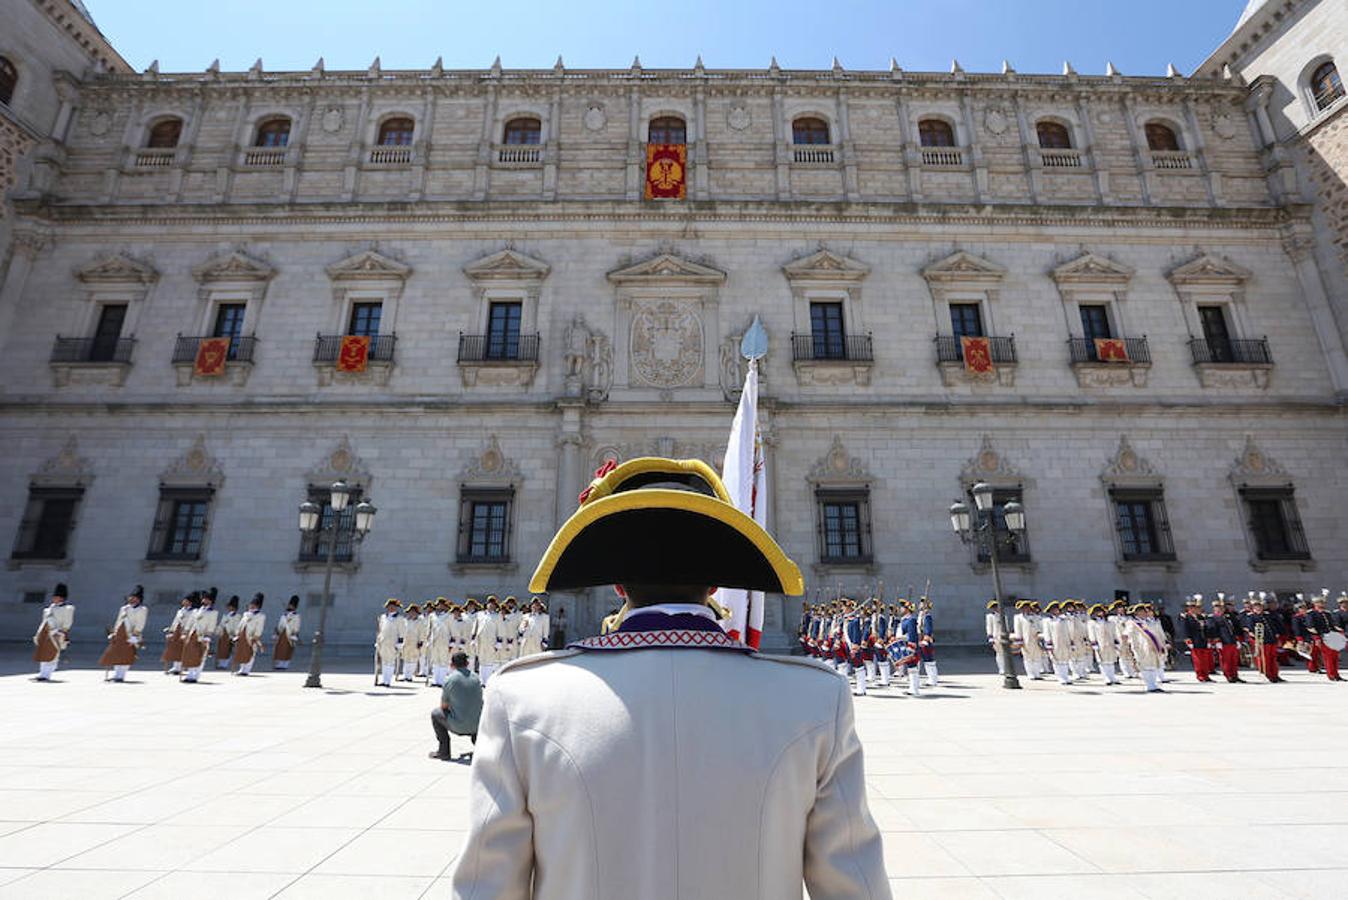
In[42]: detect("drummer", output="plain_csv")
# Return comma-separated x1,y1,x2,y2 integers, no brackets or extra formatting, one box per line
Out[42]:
1305,592,1344,682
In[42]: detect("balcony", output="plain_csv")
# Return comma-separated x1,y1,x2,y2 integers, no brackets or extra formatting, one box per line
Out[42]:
920,147,963,167
792,146,836,164
368,145,413,166
132,148,176,169
1040,148,1083,169
934,334,1017,387
1150,150,1194,170
496,145,541,166
456,333,540,388
312,334,397,385
49,336,135,387
1188,336,1273,389
241,147,285,168
1067,336,1152,388
171,335,258,386
790,332,874,386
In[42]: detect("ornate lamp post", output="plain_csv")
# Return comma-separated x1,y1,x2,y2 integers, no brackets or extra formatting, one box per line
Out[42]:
949,481,1025,690
299,480,376,689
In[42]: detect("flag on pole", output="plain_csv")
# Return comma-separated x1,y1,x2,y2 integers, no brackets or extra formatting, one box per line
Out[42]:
717,358,766,648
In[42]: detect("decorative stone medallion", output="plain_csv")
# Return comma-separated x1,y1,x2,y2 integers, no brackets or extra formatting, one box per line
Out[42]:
727,104,751,131
984,109,1008,135
87,110,112,136
321,106,345,133
1213,112,1237,140
583,103,607,132
629,299,703,388
979,449,1000,472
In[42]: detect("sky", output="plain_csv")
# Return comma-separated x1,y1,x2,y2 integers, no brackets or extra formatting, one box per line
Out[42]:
86,0,1251,77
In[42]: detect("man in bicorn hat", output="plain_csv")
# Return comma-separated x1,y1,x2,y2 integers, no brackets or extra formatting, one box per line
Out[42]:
231,593,266,676
1126,604,1168,693
1088,604,1121,685
33,582,74,681
375,599,402,687
400,605,425,681
1013,601,1045,679
181,589,218,683
100,585,148,682
985,600,1006,676
1042,602,1074,685
448,457,889,898
272,595,301,670
215,596,241,668
501,596,523,661
518,596,550,657
472,596,510,685
427,598,454,686
161,593,194,675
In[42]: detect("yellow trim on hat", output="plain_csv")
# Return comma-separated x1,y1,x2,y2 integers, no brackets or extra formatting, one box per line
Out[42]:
529,482,803,596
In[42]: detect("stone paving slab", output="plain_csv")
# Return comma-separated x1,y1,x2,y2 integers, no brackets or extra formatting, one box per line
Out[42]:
0,652,1344,899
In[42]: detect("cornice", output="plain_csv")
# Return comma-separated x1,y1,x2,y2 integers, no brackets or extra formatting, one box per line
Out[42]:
32,0,133,74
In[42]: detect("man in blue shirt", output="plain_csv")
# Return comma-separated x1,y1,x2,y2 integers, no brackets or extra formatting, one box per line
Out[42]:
430,651,483,761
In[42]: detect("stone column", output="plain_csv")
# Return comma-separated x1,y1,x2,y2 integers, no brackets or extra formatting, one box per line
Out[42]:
772,85,790,200
959,91,987,203
625,83,642,200
1282,225,1348,396
0,230,49,357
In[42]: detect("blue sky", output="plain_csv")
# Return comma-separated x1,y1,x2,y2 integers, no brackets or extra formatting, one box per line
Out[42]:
88,0,1249,76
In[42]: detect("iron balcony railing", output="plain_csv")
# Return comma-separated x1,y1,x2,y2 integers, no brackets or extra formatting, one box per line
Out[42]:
312,333,397,363
172,334,258,364
457,332,540,363
790,332,874,363
1188,337,1272,365
934,334,1017,364
50,336,135,364
1067,336,1151,364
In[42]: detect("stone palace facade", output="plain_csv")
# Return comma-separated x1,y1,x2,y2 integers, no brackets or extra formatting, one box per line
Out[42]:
1,0,1345,646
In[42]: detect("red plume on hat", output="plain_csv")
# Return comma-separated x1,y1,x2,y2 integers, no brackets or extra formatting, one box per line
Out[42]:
578,459,618,505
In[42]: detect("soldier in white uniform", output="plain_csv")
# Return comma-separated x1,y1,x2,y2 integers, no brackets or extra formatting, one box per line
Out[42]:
1013,601,1045,679
1042,601,1075,685
501,596,523,661
1109,600,1137,678
518,596,550,657
374,599,403,686
181,590,218,683
161,594,194,675
99,585,148,682
448,456,888,898
985,599,1007,675
1088,603,1121,685
460,599,482,670
427,598,454,686
399,605,426,681
472,596,509,685
1125,603,1169,693
33,582,74,681
272,595,301,670
215,596,241,669
231,594,266,676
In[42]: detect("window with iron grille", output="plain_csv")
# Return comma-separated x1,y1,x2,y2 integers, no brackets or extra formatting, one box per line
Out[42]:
502,117,541,145
348,302,383,337
648,116,686,144
1197,305,1233,362
11,487,83,561
1079,304,1112,341
1240,487,1311,561
1110,488,1176,562
147,488,213,561
486,301,523,360
792,117,830,145
212,303,246,360
458,488,515,563
378,117,415,146
949,303,984,338
973,487,1031,563
1036,121,1072,149
254,117,290,147
816,489,871,564
298,485,362,563
90,303,128,362
1311,61,1344,112
918,119,956,148
809,302,847,360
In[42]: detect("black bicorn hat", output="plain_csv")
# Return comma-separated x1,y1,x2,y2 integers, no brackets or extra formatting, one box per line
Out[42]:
226,595,240,609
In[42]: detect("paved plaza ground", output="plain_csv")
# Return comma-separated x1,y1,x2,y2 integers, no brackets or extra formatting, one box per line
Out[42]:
0,646,1345,899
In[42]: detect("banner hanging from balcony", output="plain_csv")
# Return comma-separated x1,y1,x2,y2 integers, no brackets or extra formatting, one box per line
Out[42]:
193,337,230,377
644,143,687,200
1093,338,1130,363
337,335,371,373
960,336,995,375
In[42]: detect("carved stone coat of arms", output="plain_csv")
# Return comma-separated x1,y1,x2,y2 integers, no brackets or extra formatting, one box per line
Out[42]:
629,299,703,388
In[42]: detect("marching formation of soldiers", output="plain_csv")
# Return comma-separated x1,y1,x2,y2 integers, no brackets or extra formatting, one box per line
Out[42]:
798,596,939,697
374,594,550,688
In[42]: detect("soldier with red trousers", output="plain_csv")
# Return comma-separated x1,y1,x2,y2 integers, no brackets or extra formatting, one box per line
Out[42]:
1208,597,1245,683
1180,597,1212,682
1304,593,1344,682
1245,599,1283,683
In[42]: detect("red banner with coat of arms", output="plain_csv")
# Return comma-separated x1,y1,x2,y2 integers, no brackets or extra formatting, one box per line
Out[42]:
960,336,995,375
1093,338,1130,363
645,143,687,200
193,337,230,377
336,335,371,373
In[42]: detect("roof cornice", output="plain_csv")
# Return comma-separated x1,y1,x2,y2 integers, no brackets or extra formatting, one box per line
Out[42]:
32,0,133,74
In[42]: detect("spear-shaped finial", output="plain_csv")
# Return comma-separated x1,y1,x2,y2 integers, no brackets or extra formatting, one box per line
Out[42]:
1002,59,1015,75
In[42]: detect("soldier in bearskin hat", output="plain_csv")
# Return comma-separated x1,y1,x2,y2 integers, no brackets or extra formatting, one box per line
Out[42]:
100,585,148,682
33,582,74,681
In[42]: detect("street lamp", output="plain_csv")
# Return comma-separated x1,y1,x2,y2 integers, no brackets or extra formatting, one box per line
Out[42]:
949,481,1025,690
299,480,376,689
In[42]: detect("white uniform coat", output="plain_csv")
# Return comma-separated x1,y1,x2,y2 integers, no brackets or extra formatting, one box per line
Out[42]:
400,616,427,664
238,610,266,647
517,612,550,656
274,610,301,641
1088,617,1120,664
473,612,509,665
217,610,241,641
189,607,219,645
1126,618,1168,669
375,613,401,664
112,604,148,644
427,613,453,667
985,611,1005,642
35,603,75,651
1014,613,1044,661
448,608,889,900
1042,615,1075,663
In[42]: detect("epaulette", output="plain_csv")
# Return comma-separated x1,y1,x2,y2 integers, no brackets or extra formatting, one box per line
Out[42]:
747,652,847,680
491,648,582,679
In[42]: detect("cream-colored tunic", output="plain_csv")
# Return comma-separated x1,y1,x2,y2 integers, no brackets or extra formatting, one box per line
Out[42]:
400,616,427,664
375,613,401,665
518,612,550,656
427,613,453,667
112,604,149,643
1126,618,1168,669
34,603,75,653
1088,617,1120,664
473,612,509,665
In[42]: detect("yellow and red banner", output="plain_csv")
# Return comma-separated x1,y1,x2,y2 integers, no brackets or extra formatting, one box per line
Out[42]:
1094,338,1130,363
645,143,687,200
960,336,995,375
337,335,371,373
193,337,230,377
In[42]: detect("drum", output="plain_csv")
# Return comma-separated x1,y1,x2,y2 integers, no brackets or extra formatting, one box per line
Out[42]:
1323,632,1347,652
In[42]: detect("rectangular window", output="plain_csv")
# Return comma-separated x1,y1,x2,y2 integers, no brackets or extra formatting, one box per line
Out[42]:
11,487,83,561
22,591,46,604
298,485,361,563
89,304,128,362
809,301,847,360
1241,487,1311,560
147,488,214,561
973,487,1031,563
212,303,247,360
486,302,523,360
1198,305,1233,363
1079,304,1113,341
949,303,984,338
1110,489,1176,562
348,302,383,337
457,488,515,563
816,489,872,564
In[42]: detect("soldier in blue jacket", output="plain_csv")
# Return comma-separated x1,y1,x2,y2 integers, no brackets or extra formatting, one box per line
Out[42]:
916,597,938,687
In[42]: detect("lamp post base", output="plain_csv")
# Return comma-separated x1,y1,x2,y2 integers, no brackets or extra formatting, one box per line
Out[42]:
303,674,323,689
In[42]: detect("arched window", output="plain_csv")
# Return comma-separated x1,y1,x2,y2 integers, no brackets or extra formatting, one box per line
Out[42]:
378,117,414,146
648,116,686,144
1311,60,1344,111
0,56,16,106
1036,121,1073,149
502,117,541,145
1144,122,1181,152
254,117,291,148
792,117,830,145
918,119,956,148
146,118,183,149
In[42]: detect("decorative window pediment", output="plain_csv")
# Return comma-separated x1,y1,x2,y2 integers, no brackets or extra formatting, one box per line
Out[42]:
807,436,871,485
921,250,1006,287
463,248,551,285
306,436,371,488
1229,435,1289,488
75,253,159,286
1101,435,1159,488
606,252,727,287
1167,253,1251,288
1051,251,1133,287
160,434,224,489
960,434,1023,487
32,436,94,488
192,249,276,285
326,248,411,282
782,249,870,286
461,435,522,488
